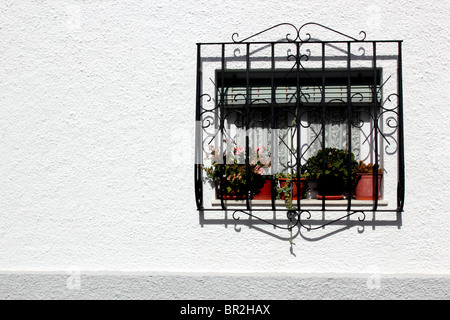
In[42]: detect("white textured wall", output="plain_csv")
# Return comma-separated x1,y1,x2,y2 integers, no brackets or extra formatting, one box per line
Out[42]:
0,0,449,298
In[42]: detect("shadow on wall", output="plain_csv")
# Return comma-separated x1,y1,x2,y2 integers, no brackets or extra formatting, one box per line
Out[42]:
198,209,402,248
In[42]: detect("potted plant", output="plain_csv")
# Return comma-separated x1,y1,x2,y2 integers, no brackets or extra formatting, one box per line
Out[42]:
276,172,307,201
301,147,358,199
353,161,383,200
203,145,270,200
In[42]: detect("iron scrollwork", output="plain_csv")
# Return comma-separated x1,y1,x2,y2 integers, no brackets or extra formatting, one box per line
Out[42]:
232,22,367,43
232,209,366,232
196,23,405,236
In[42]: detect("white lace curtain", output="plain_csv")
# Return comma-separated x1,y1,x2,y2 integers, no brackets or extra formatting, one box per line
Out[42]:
309,108,361,159
229,108,360,173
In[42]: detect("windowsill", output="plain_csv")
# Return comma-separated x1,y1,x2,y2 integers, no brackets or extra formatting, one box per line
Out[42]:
211,199,388,208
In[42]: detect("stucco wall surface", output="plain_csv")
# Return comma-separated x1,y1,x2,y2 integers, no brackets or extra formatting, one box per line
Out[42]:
0,0,448,299
0,272,449,300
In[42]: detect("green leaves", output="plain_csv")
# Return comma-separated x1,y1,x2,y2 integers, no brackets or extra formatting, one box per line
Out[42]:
203,146,270,198
302,148,358,184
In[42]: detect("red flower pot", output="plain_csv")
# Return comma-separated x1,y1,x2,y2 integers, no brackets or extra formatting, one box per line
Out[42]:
253,178,272,200
278,178,306,200
218,194,248,200
214,180,252,200
355,173,383,200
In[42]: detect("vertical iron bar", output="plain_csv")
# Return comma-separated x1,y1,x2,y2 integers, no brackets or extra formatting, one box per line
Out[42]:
195,43,204,210
270,43,276,210
219,43,226,209
372,42,379,211
295,42,301,210
346,42,353,211
321,42,326,210
245,43,251,210
397,41,405,212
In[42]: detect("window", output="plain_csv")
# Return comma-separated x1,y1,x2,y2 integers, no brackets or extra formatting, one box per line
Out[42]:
195,23,404,220
217,69,380,168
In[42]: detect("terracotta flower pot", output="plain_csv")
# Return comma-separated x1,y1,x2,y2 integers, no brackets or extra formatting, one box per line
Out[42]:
253,178,273,200
217,191,251,200
219,194,248,200
278,178,306,200
355,173,383,200
215,180,250,200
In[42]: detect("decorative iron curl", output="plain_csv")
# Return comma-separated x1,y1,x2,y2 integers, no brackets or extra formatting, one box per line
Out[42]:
231,22,367,43
298,22,366,42
232,23,299,43
199,93,216,113
380,93,400,112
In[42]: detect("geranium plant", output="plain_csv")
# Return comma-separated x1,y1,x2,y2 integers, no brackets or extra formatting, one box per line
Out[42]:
203,144,271,199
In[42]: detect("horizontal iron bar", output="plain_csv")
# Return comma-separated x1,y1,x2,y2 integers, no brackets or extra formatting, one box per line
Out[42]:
197,40,403,45
199,208,403,213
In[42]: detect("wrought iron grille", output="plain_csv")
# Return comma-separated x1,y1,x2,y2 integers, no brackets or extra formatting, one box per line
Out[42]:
195,23,404,230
